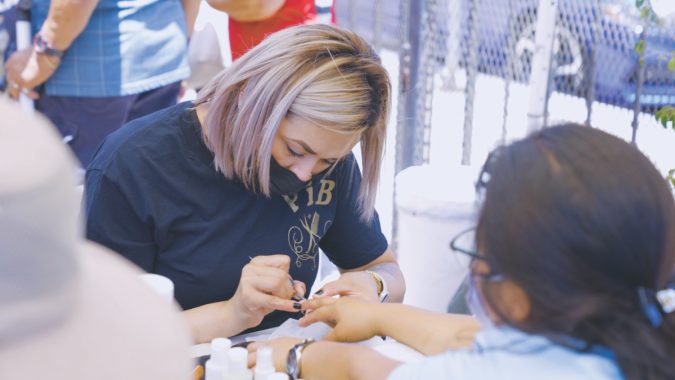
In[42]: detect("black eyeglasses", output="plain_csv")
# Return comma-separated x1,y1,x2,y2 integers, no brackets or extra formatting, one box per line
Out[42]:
449,227,504,282
449,227,481,261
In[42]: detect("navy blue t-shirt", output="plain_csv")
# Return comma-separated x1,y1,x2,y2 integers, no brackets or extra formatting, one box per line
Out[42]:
85,101,388,331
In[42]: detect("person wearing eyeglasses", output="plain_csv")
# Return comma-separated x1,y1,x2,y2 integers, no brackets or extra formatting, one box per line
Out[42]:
249,123,675,380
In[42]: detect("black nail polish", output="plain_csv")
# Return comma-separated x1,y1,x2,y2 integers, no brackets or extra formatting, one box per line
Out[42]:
293,302,302,310
315,289,324,295
232,341,252,349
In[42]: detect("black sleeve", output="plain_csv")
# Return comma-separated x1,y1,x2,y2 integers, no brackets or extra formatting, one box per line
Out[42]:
319,156,388,269
84,168,158,272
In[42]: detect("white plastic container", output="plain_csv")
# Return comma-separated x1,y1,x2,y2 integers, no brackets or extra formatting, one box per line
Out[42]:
138,273,175,303
224,347,253,380
395,164,480,312
267,373,288,380
205,338,232,380
254,346,275,380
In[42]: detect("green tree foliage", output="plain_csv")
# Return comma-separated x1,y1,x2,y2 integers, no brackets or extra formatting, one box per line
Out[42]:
634,2,675,188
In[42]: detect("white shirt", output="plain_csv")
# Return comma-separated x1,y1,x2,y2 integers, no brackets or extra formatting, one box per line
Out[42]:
389,327,623,380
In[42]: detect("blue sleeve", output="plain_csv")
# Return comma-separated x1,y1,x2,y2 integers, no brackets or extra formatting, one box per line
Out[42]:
387,351,484,380
319,156,388,269
84,168,157,272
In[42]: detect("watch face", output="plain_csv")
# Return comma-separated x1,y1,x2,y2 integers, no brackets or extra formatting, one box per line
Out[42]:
33,34,64,57
34,35,46,53
286,348,299,378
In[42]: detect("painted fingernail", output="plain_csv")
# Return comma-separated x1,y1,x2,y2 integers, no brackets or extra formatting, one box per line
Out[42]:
293,302,302,310
232,341,252,349
315,289,324,295
292,295,303,302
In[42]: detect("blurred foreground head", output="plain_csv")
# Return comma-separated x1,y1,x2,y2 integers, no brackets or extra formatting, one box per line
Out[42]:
476,123,675,380
0,100,192,379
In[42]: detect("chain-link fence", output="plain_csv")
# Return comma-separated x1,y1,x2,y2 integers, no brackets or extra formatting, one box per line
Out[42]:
334,0,675,244
335,0,674,156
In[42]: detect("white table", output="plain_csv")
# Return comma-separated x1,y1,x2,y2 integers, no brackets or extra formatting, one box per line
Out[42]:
190,319,424,364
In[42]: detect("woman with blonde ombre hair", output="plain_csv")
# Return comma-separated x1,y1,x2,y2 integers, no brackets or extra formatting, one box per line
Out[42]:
84,24,404,343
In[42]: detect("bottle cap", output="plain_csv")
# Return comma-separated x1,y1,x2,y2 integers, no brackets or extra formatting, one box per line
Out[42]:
139,273,174,303
211,338,232,365
268,373,289,380
255,346,275,372
228,347,249,372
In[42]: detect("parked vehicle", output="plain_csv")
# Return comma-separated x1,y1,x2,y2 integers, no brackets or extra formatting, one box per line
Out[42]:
335,0,675,111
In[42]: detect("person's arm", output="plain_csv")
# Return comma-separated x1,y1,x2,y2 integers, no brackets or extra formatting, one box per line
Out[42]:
248,338,401,380
320,247,405,303
376,305,479,354
5,0,98,97
87,166,311,344
39,0,99,51
300,297,480,355
184,255,308,343
85,169,159,272
301,342,400,380
183,299,249,343
205,0,285,21
318,156,405,304
181,0,201,37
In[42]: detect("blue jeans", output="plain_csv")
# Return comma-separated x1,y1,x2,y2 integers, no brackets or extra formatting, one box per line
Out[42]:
37,81,182,167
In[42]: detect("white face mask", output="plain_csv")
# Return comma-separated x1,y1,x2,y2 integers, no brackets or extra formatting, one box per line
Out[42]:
466,275,496,329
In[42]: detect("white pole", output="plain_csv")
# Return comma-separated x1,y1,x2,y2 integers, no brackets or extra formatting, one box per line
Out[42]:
16,0,34,115
651,0,675,18
527,0,558,132
315,0,332,24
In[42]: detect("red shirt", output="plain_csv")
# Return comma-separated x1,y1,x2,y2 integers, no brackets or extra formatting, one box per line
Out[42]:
228,0,317,60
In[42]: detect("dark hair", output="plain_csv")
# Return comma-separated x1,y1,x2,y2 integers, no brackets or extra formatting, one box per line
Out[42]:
475,123,675,379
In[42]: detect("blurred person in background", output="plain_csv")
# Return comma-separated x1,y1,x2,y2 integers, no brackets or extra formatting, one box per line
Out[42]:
0,0,18,92
0,100,193,380
4,0,195,167
207,0,332,61
252,124,675,380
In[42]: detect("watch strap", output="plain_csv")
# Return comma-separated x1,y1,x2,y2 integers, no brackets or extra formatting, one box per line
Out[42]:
365,270,389,302
33,33,65,58
286,339,315,380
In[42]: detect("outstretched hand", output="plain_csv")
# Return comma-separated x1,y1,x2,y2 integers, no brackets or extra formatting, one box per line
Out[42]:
5,47,60,100
299,297,384,342
316,271,380,303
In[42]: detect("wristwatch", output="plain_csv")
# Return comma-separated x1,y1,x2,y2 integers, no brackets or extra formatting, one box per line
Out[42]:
365,270,389,302
286,339,315,380
33,33,65,58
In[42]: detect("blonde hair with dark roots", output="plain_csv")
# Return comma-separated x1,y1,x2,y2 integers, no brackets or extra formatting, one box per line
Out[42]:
195,24,391,222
